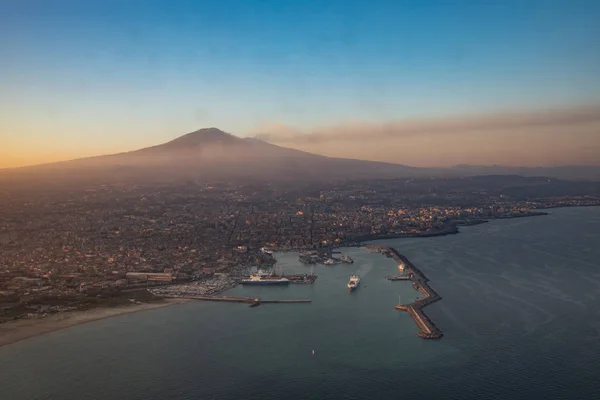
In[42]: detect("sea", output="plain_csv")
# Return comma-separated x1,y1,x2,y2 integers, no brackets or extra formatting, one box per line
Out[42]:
1,207,599,400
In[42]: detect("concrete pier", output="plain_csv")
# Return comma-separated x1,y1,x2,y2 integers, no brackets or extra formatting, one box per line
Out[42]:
386,275,410,281
385,247,444,340
160,294,311,305
282,274,318,284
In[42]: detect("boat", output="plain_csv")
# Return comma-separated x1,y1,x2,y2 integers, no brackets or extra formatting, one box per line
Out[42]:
340,255,354,264
347,275,360,291
249,299,261,307
240,269,289,285
260,247,274,255
324,258,336,265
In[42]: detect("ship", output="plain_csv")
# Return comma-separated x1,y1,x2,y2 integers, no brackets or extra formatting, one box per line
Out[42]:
347,275,360,291
340,255,354,264
260,247,274,255
324,258,337,265
240,269,289,285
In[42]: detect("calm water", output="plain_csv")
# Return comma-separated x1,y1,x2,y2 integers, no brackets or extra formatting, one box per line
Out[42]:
1,207,600,400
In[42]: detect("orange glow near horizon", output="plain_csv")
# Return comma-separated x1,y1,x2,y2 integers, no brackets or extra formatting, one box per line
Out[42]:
2,107,599,169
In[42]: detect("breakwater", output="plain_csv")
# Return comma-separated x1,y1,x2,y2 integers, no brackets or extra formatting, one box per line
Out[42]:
385,275,411,281
158,294,311,306
368,245,444,339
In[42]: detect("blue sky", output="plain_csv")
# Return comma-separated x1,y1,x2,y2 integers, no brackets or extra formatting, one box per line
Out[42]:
1,0,599,166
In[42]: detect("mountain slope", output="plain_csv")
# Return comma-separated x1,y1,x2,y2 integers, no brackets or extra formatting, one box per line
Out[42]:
0,128,430,186
1,128,598,188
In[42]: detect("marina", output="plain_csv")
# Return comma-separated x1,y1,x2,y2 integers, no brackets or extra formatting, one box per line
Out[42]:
299,250,354,265
148,277,238,297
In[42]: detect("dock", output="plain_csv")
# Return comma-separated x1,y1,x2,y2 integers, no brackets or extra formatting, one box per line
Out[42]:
384,247,444,340
159,294,312,306
386,275,410,281
282,274,318,284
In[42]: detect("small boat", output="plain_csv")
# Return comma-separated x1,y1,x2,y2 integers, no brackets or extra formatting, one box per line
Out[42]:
324,258,336,265
347,275,360,291
260,247,274,255
340,255,354,264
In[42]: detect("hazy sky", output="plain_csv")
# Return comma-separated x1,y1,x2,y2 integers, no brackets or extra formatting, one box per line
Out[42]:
1,0,599,168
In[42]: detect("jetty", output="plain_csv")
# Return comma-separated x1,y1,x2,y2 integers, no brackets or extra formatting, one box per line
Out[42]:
282,274,318,284
383,247,444,340
386,275,410,281
159,294,311,306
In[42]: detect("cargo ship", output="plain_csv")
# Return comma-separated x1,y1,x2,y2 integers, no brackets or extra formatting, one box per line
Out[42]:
347,275,360,291
241,270,289,285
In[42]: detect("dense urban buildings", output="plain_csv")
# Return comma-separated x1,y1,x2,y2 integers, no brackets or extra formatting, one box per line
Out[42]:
1,176,599,321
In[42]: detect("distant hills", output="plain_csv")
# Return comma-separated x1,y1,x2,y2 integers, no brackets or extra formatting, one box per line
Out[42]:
448,164,600,181
1,128,599,187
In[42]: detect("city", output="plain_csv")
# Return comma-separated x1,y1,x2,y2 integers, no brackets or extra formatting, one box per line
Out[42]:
1,176,598,322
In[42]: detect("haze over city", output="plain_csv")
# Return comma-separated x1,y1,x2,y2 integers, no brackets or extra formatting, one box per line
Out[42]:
3,2,600,400
2,0,600,168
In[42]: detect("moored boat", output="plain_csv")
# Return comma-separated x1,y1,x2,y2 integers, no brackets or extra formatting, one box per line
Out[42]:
241,269,289,285
340,255,353,263
260,247,274,255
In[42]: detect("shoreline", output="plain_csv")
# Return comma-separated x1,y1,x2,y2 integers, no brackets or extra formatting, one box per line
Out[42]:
0,298,188,348
274,211,553,252
1,206,591,348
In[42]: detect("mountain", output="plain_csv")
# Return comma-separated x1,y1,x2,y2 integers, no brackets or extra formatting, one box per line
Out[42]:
1,128,598,189
0,128,429,187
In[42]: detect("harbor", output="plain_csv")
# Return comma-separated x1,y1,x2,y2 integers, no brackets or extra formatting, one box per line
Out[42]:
149,246,442,339
367,245,444,340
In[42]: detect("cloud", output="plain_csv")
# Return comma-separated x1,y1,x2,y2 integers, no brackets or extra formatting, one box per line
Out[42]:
251,122,301,142
252,106,600,144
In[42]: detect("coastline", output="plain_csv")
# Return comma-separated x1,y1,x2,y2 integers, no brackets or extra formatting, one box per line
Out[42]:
275,211,552,252
0,298,188,348
0,207,584,348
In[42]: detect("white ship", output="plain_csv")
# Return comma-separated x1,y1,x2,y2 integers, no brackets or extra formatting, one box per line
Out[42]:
347,275,360,291
260,247,274,255
324,258,336,265
240,269,289,285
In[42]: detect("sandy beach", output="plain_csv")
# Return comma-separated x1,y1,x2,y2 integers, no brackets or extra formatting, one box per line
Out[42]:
0,298,188,348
